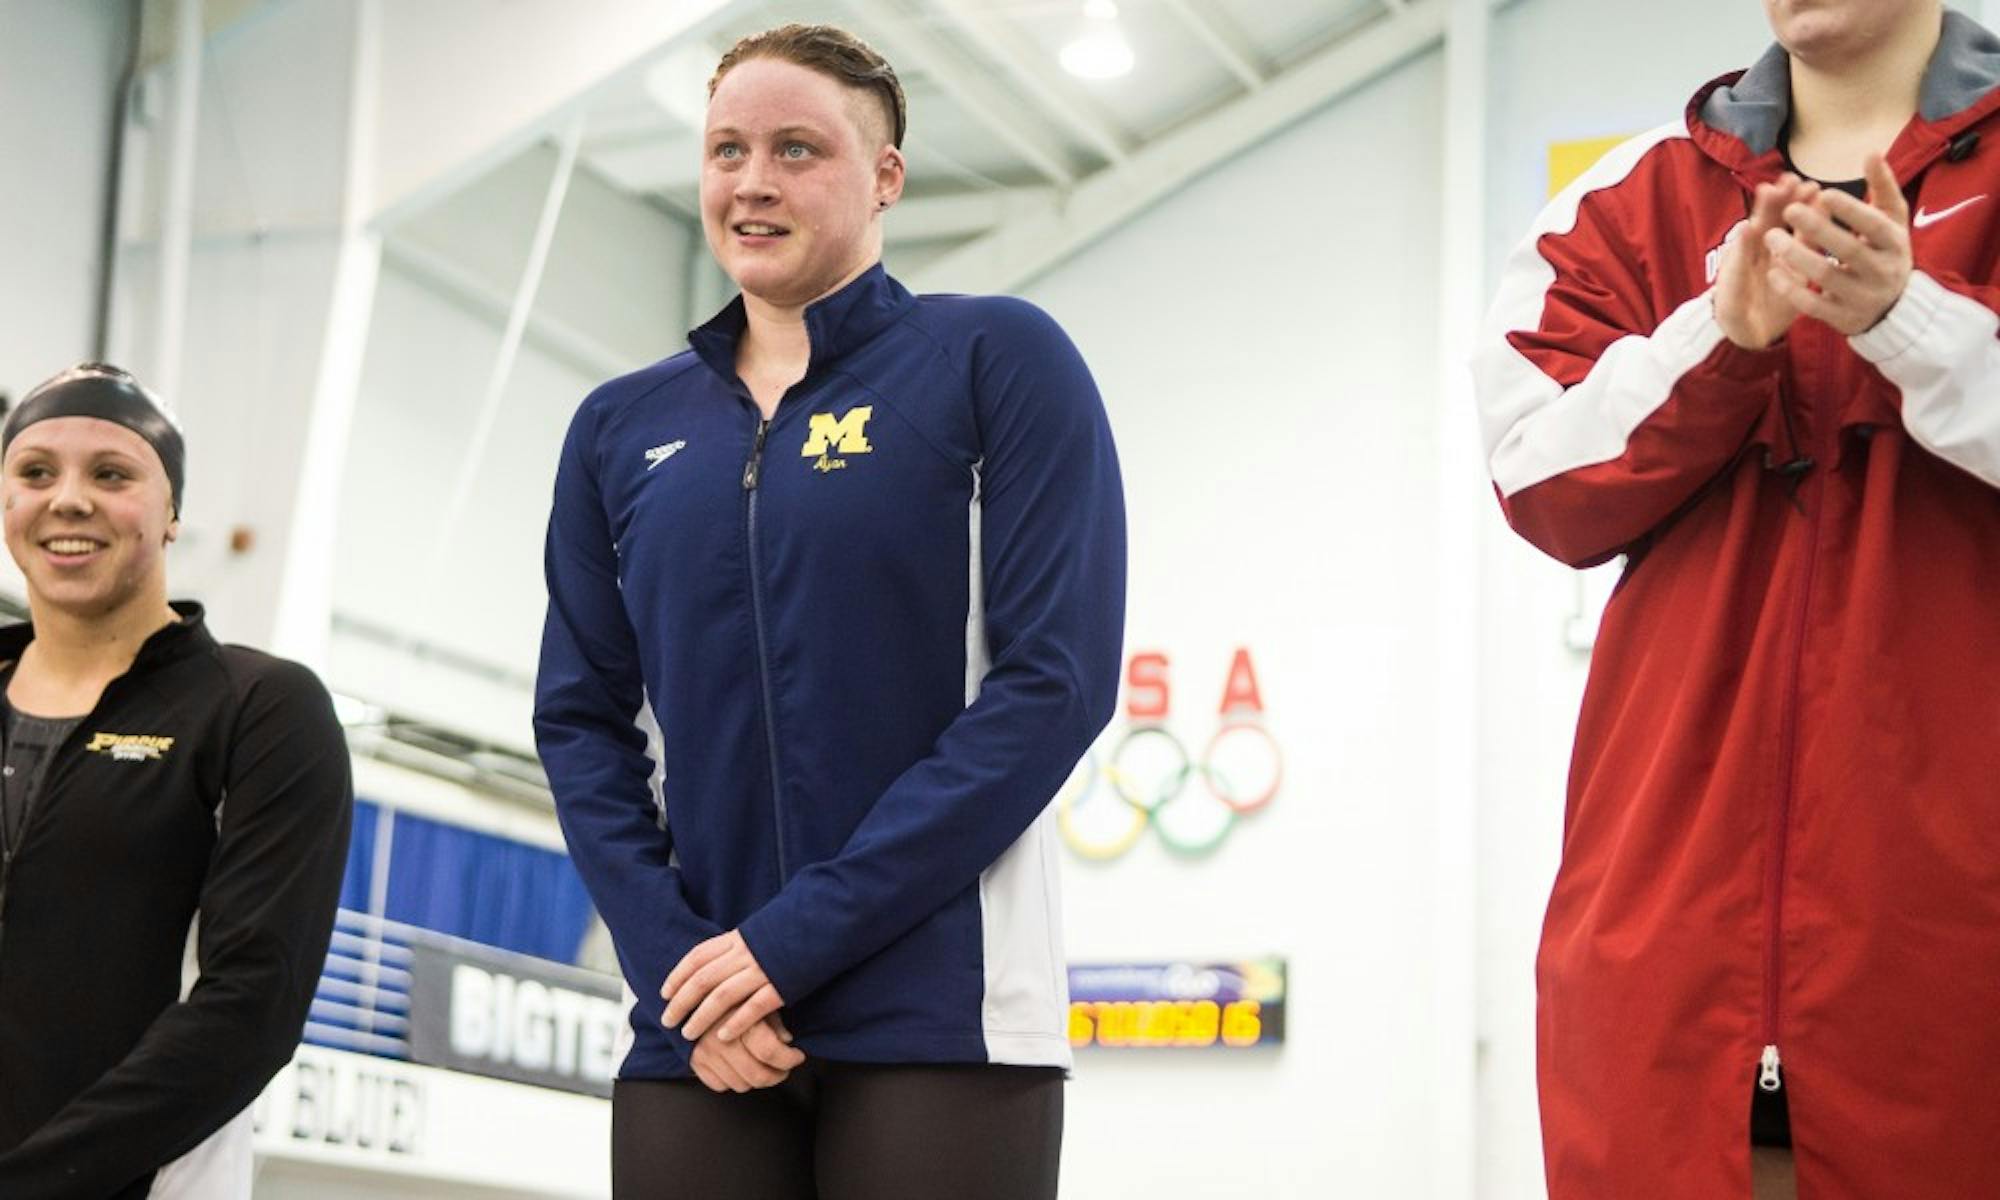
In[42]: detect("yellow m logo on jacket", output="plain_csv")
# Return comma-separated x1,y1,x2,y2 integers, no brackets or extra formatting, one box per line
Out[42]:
802,407,874,457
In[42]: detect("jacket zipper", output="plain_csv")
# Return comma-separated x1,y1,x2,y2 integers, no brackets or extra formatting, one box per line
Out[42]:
742,416,789,880
0,712,15,958
1762,347,1834,1094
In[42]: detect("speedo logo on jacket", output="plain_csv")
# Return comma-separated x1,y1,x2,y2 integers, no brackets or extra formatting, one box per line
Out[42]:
85,732,175,761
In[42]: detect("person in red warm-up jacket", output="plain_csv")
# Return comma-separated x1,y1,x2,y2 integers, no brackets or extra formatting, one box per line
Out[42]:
1475,2,2000,1197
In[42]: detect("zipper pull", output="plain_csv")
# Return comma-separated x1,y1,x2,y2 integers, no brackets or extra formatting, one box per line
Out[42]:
1758,1044,1783,1093
743,419,770,491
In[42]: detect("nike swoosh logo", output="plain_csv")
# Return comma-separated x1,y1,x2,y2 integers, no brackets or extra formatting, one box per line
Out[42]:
1913,195,1987,229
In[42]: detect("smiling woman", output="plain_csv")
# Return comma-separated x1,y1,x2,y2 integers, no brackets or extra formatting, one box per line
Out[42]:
534,22,1128,1200
1,367,184,637
0,363,353,1199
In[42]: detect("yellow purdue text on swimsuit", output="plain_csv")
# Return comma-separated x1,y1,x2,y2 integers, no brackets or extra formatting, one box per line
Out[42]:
801,407,874,458
85,732,175,762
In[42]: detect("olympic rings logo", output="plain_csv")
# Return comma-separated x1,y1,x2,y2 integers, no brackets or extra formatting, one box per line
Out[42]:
1056,648,1282,860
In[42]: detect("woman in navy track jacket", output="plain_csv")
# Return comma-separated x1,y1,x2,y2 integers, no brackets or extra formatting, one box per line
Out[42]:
533,23,1126,1199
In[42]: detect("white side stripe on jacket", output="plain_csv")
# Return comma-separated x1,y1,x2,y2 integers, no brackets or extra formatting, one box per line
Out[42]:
1474,120,1717,498
1851,269,2000,488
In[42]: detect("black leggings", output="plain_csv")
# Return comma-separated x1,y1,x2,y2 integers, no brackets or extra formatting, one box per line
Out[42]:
1750,1080,1792,1149
611,1060,1064,1200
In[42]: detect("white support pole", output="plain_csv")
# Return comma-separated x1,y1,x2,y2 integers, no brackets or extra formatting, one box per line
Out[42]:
153,0,203,404
398,111,586,664
1434,0,1489,1194
360,803,398,1035
269,0,385,669
435,110,584,552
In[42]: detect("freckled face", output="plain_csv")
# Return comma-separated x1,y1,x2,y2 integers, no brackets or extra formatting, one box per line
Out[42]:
2,418,176,620
701,57,904,308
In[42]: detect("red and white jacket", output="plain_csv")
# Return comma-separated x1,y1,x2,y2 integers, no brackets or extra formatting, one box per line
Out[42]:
1475,13,2000,1199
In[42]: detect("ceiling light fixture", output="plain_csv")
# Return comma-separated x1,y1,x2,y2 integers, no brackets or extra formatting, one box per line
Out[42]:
1061,1,1134,80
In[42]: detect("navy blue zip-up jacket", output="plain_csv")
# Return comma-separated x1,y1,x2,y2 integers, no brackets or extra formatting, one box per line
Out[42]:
534,265,1125,1077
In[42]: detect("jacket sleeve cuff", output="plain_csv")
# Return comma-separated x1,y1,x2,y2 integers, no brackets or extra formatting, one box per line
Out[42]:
1850,270,1948,365
736,901,816,1009
1700,294,1791,381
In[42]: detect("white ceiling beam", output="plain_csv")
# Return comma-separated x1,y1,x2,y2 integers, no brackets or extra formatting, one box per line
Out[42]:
887,186,1060,243
1159,0,1267,91
381,239,630,382
911,0,1450,295
586,130,703,195
926,0,1132,165
583,123,687,153
844,0,1078,188
366,0,736,227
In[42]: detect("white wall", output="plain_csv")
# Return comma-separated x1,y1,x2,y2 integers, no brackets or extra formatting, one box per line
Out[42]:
252,1045,608,1198
390,145,694,371
1001,2,1790,1197
326,262,599,747
325,145,694,750
101,0,368,647
1025,49,1446,1199
0,0,133,599
0,0,127,392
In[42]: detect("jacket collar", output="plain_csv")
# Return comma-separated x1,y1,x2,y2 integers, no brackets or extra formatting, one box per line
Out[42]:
687,263,917,387
1691,8,2000,181
0,600,214,672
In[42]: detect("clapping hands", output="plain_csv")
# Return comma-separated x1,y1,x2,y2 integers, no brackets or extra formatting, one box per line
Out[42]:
1716,153,1913,349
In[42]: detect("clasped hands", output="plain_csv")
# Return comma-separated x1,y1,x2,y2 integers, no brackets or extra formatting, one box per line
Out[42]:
660,929,803,1093
1715,153,1914,349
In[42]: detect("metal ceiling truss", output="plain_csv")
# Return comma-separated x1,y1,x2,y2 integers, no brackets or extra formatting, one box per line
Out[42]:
1160,0,1268,90
910,0,1452,294
925,0,1132,166
844,0,1081,187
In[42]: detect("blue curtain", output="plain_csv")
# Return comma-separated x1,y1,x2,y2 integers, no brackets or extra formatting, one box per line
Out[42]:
338,799,380,911
375,802,597,965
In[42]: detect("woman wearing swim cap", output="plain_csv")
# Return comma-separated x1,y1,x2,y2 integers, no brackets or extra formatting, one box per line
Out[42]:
535,23,1125,1200
0,364,352,1198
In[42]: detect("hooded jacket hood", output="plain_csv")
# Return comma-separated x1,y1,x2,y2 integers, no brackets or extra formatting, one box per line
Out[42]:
1687,8,2000,179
